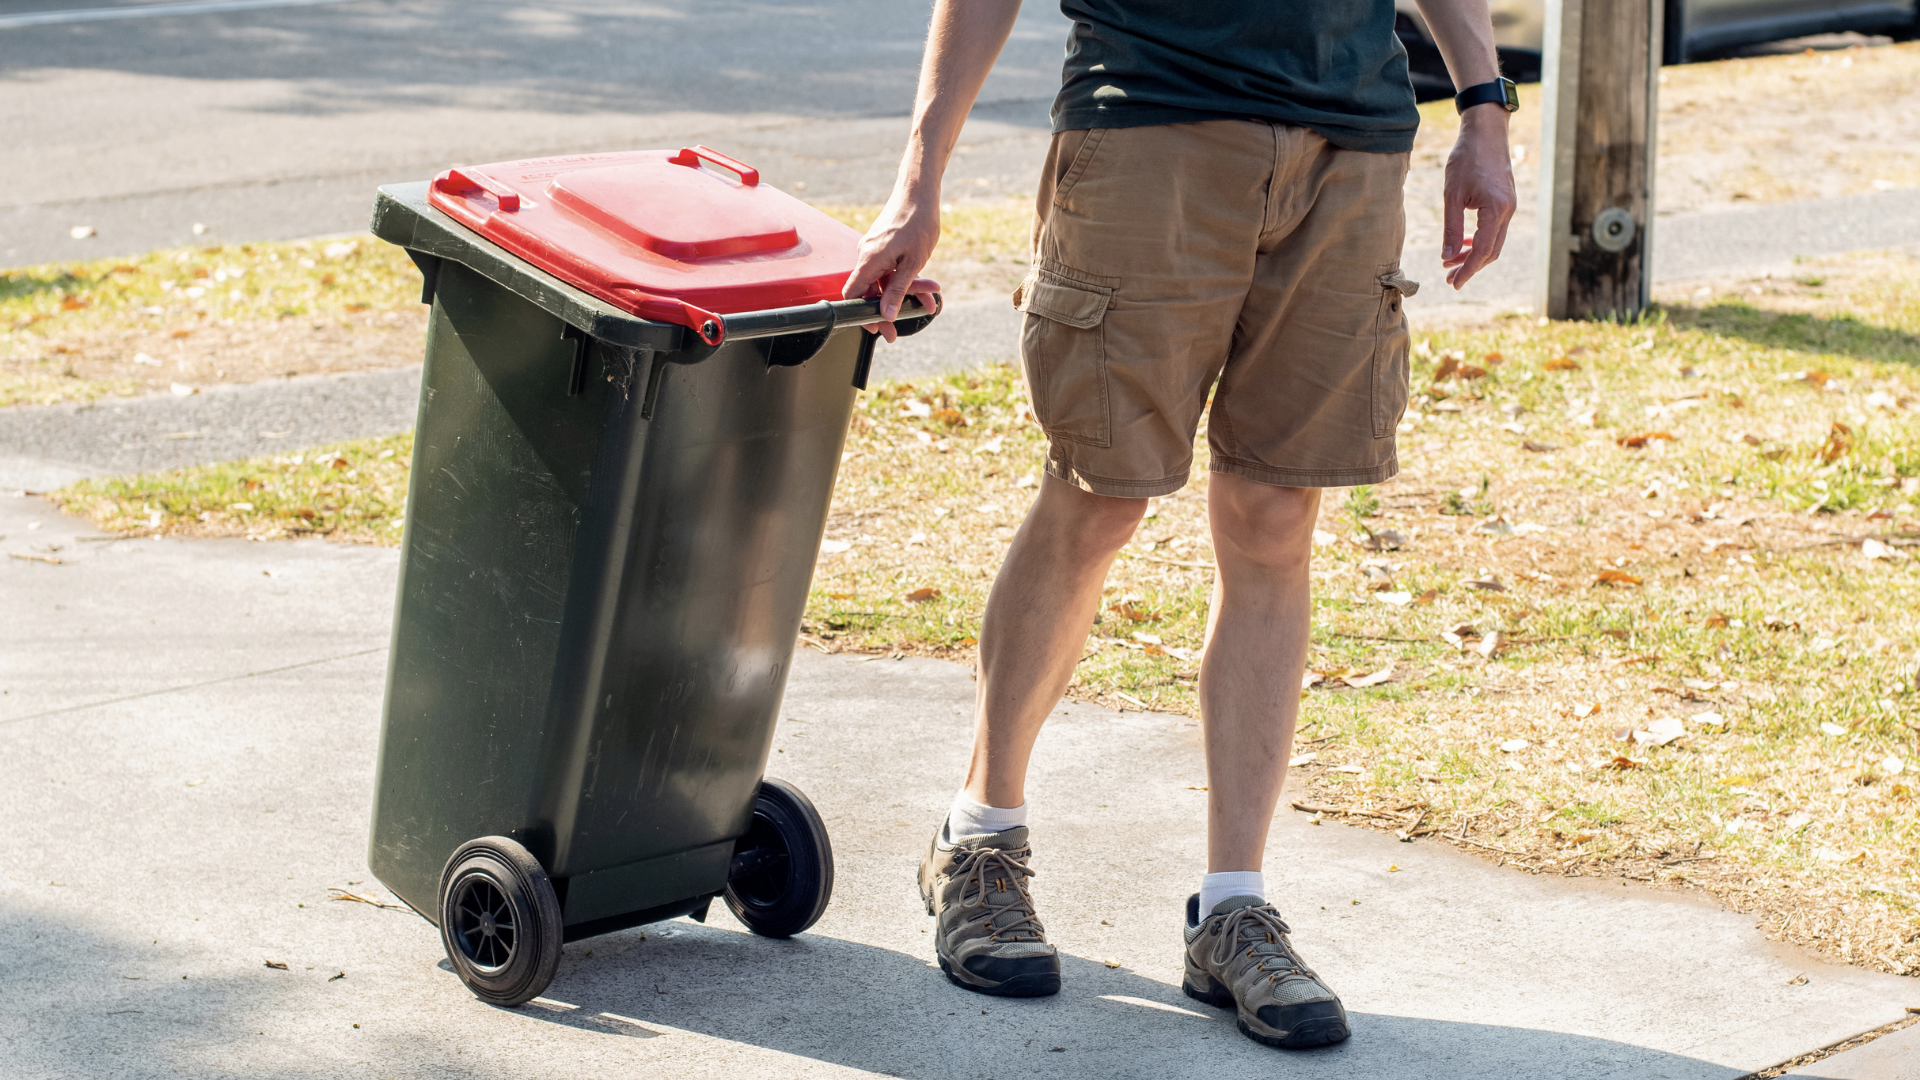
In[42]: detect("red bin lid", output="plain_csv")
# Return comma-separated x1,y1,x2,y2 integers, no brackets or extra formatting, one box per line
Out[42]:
427,147,862,344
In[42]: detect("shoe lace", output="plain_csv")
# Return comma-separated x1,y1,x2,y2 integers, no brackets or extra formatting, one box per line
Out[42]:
1208,904,1310,984
952,845,1044,943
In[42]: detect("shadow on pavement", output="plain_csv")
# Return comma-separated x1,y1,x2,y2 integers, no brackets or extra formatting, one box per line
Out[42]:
2,896,1748,1079
503,919,1749,1079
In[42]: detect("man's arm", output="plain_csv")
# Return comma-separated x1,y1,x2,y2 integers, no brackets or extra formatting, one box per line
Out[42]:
1413,0,1518,289
843,0,1023,340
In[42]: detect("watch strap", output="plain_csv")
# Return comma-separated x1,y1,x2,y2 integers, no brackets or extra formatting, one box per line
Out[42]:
1455,77,1518,114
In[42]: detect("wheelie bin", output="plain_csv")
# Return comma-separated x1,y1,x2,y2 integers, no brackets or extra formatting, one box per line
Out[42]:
363,147,936,1007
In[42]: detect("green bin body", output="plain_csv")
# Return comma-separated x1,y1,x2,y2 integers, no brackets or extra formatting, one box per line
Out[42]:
364,181,923,939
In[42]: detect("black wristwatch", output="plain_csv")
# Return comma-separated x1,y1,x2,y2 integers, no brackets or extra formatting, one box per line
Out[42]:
1455,76,1519,114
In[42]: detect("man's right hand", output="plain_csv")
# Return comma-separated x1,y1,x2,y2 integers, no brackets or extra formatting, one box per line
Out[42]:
841,0,1020,342
844,188,944,343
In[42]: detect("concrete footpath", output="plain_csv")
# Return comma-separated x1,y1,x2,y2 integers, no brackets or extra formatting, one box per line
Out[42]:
3,492,1914,1080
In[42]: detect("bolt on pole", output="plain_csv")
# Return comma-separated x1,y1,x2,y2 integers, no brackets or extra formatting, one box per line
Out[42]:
1536,0,1662,320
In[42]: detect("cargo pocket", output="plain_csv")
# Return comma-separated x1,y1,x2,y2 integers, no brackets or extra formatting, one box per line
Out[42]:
1370,268,1417,439
1014,264,1117,447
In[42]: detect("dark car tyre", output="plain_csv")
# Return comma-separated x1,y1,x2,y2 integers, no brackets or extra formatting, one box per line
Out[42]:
437,836,563,1007
724,778,835,938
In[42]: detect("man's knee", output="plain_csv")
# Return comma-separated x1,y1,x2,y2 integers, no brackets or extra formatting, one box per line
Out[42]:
1033,474,1147,557
1211,478,1320,566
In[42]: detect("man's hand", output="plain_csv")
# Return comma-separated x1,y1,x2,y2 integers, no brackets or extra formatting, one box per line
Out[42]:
1441,104,1518,289
842,0,1018,341
844,188,944,343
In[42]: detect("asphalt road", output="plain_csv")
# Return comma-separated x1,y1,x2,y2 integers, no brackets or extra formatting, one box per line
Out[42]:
0,0,1070,266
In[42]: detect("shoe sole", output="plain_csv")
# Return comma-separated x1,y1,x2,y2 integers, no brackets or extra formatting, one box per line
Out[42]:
938,955,1062,998
1184,976,1351,1049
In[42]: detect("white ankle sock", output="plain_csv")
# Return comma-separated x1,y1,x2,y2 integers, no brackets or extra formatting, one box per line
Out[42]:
1197,871,1266,919
946,791,1027,838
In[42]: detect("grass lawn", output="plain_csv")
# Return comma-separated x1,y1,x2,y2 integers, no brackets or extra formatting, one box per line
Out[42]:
0,237,425,407
49,244,1920,978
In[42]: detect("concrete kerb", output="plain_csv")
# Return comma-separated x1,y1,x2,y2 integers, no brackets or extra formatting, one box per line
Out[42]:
2,490,1913,1080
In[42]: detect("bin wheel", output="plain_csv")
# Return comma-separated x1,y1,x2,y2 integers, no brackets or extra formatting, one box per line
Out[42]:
725,777,834,938
437,836,563,1007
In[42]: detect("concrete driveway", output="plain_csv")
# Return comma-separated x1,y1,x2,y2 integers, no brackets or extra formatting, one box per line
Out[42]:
3,490,1913,1079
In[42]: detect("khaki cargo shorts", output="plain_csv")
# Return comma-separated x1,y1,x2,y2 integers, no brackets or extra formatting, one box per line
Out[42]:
1014,120,1415,498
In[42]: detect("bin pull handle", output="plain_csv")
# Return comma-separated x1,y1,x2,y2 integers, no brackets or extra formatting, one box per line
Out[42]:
436,167,521,212
668,145,760,187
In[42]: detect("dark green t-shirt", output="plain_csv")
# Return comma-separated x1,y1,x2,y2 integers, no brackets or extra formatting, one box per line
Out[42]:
1051,0,1419,154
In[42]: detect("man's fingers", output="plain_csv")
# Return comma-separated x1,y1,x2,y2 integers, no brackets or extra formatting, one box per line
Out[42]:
878,269,913,323
1483,210,1512,265
843,249,897,301
1453,214,1498,287
1442,195,1466,265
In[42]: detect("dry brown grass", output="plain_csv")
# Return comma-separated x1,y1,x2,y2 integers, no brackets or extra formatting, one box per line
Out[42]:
1,237,428,408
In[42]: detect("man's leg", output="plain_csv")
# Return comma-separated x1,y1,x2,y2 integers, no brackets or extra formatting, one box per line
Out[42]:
1198,473,1319,880
917,474,1143,998
963,475,1146,808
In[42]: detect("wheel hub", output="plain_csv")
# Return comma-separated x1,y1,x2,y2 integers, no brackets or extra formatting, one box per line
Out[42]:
452,875,517,969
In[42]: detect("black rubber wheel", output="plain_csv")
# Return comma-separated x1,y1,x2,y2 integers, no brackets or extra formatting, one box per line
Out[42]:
437,836,563,1007
724,777,834,938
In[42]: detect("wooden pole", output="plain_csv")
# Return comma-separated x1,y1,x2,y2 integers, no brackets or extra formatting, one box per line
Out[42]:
1537,0,1662,320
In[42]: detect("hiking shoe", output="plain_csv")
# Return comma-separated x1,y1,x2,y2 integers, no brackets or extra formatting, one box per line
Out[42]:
918,822,1060,997
1183,894,1350,1048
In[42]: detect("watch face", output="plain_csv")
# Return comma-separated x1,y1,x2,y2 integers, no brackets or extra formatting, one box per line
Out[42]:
1501,78,1520,111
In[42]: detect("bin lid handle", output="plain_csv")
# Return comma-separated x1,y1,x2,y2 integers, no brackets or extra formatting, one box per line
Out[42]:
436,167,521,212
668,145,760,187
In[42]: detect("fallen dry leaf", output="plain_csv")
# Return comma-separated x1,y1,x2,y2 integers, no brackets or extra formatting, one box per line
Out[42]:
1574,701,1601,718
1354,528,1407,551
1465,576,1506,592
264,960,289,971
1632,717,1687,747
1596,569,1644,587
1542,356,1580,371
1412,587,1440,606
904,587,941,603
1817,421,1854,463
1521,440,1559,453
328,888,406,910
1343,664,1395,689
1862,538,1907,561
1615,431,1678,449
1606,756,1642,770
1474,631,1504,659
